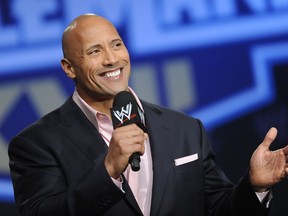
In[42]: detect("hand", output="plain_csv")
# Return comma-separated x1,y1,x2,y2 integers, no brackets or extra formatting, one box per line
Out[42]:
249,127,288,192
104,124,148,179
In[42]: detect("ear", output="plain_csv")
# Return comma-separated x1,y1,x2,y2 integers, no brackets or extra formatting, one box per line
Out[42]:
61,58,76,79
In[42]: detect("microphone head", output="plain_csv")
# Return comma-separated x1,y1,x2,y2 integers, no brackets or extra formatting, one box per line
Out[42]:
113,91,135,107
110,91,146,132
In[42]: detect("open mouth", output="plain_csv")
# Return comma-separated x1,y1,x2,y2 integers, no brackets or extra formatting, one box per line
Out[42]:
101,69,121,78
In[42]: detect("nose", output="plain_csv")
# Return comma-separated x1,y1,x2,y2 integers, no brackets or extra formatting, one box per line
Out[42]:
103,48,118,66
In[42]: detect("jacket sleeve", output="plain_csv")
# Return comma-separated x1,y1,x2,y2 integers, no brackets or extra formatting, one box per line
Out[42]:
8,133,125,216
197,119,269,216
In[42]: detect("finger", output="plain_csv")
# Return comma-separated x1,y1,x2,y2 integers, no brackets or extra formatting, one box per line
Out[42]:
285,167,288,178
119,132,146,151
113,124,144,138
282,145,288,155
261,127,278,149
144,133,149,140
115,124,138,132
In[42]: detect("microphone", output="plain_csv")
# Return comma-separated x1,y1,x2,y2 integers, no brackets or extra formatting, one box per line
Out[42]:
110,91,147,171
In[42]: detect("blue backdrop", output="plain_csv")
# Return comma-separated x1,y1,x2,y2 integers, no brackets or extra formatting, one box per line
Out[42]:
1,0,288,215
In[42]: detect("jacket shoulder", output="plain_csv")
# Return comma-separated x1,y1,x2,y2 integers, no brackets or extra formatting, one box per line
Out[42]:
12,97,77,139
142,100,199,123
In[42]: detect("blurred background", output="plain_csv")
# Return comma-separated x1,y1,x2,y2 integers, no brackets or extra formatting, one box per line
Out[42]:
0,0,288,215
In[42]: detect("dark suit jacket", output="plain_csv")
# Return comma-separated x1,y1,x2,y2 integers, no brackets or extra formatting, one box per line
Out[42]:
9,97,269,216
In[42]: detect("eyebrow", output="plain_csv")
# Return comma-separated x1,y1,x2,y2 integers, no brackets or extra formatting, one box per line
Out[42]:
86,38,123,52
111,38,123,44
86,44,101,52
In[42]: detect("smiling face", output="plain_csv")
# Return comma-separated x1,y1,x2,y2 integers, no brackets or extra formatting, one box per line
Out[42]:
61,14,131,106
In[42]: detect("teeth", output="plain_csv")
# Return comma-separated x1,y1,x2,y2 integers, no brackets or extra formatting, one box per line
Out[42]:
104,69,120,78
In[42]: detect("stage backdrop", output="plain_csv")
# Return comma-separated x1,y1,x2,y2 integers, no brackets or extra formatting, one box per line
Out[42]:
1,1,288,215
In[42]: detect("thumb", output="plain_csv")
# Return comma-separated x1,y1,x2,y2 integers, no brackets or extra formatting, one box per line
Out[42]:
261,127,277,149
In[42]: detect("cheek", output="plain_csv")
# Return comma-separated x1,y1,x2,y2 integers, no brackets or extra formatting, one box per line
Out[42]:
125,65,131,79
81,60,99,78
120,52,130,71
73,66,94,85
122,50,130,63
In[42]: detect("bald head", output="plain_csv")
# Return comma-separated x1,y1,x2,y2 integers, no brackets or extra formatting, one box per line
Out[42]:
61,14,118,60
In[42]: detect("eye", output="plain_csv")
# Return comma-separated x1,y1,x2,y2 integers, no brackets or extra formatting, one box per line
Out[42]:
89,49,100,55
115,42,122,47
113,41,123,49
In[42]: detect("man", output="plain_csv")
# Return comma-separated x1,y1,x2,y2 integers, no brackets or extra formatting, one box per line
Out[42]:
8,13,288,216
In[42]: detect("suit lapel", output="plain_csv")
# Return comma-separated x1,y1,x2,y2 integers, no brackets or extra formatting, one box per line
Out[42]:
143,102,173,216
122,177,144,215
59,98,108,162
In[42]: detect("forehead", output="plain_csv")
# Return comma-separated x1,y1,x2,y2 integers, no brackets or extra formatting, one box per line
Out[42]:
75,16,120,44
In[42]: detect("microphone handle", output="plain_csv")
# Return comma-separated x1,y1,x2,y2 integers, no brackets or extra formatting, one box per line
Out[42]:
129,152,141,171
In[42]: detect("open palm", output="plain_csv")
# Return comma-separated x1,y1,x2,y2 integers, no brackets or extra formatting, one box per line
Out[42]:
249,127,288,191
